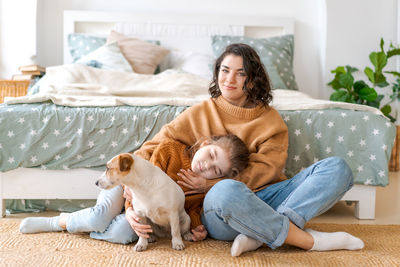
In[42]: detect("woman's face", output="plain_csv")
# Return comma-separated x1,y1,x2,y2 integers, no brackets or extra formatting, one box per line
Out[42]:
218,54,248,107
191,144,231,179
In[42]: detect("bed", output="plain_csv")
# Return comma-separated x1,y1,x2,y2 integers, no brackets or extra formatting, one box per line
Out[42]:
0,10,396,220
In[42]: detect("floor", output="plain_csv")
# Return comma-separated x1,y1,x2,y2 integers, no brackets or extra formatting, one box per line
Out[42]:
5,171,400,225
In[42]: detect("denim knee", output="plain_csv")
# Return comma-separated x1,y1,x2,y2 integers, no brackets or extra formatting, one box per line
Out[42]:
203,179,246,214
326,157,353,189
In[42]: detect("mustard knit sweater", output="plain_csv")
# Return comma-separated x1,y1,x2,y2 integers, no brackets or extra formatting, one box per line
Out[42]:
135,96,288,192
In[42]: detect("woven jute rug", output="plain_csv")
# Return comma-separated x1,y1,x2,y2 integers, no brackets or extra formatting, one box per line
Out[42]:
1,219,400,267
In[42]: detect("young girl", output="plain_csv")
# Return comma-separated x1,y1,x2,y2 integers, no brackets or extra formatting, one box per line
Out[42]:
20,134,249,244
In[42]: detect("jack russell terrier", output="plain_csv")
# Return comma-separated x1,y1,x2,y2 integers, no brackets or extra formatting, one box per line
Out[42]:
95,153,193,251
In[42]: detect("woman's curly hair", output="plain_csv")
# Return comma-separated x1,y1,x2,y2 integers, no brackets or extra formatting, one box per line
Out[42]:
209,43,273,106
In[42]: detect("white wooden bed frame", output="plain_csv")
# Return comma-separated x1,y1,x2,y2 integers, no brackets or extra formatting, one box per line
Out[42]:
0,10,377,219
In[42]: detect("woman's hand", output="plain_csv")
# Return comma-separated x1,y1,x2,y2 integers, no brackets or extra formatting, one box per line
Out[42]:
177,169,207,195
123,186,133,202
191,225,208,241
125,207,153,238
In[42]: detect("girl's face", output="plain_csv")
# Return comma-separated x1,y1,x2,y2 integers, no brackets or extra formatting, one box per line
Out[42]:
218,54,248,107
191,144,231,179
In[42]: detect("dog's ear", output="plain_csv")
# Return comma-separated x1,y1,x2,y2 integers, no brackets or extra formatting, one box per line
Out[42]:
119,154,133,172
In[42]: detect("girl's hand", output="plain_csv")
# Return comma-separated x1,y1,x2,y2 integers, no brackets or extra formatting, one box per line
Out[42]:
191,225,208,241
177,169,207,195
123,187,133,202
125,207,152,238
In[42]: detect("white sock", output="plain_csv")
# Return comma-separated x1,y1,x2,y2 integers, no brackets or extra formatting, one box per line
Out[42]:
306,228,364,251
231,234,263,257
19,216,64,234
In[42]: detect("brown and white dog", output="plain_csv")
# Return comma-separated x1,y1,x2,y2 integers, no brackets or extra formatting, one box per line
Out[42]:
95,153,192,251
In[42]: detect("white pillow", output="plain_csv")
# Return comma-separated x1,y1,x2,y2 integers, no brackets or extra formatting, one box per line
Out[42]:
76,41,133,73
159,50,215,80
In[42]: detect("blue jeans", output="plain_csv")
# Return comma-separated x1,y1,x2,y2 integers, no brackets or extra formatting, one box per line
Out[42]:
201,157,353,249
66,185,137,244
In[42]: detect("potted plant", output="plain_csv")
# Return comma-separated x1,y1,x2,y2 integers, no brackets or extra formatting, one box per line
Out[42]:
328,38,400,171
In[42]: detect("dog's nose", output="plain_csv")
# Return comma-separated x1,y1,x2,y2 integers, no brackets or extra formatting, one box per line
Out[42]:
95,180,99,186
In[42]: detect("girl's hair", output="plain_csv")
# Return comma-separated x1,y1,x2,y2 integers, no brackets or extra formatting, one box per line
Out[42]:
209,43,273,106
186,134,250,178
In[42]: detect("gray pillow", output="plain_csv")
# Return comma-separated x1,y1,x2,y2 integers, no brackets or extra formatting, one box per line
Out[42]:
68,33,107,62
211,35,298,90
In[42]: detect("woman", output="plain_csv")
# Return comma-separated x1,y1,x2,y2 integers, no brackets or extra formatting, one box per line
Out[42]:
129,43,364,256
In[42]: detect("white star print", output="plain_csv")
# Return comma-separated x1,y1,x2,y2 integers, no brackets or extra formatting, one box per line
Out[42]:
76,128,82,135
325,147,332,153
66,141,72,148
386,122,392,127
378,170,385,177
327,121,334,128
55,154,61,160
350,125,356,132
132,115,138,121
111,141,118,147
64,116,71,122
357,165,364,172
111,116,115,122
135,140,141,146
19,143,26,150
87,115,94,122
88,141,95,148
305,144,311,150
315,132,322,139
99,154,106,160
364,179,372,185
318,111,324,114
76,154,83,160
63,165,69,170
313,157,319,163
341,112,347,118
42,117,49,123
363,115,369,121
337,136,344,143
41,165,47,170
122,128,128,135
372,129,379,136
30,156,37,163
359,139,366,146
283,115,290,122
347,151,354,157
7,131,14,138
54,129,60,136
294,129,301,136
382,144,388,151
306,118,312,125
30,130,37,136
0,143,2,149
369,154,376,161
8,157,15,164
42,143,49,150
153,112,159,117
18,117,25,124
99,129,106,134
294,155,300,161
144,127,151,133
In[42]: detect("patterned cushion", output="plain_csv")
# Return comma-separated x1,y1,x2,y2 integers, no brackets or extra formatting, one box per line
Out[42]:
75,42,133,72
211,35,298,90
68,33,106,62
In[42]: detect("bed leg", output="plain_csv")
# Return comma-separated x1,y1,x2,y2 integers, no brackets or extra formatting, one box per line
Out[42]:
0,199,4,218
341,185,376,219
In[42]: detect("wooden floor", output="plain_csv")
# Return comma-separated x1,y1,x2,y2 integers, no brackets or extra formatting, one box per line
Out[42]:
6,171,400,225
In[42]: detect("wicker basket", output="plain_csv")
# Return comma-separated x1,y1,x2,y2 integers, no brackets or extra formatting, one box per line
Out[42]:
389,125,400,172
0,80,30,103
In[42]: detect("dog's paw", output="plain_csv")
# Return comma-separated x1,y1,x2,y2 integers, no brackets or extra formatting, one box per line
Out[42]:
134,243,148,252
183,232,193,242
148,235,157,243
172,242,185,251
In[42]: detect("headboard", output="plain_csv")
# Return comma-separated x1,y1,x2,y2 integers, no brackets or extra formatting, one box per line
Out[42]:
63,10,295,64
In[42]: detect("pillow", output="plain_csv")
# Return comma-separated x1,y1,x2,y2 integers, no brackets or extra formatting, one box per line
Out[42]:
211,35,298,90
159,50,215,80
75,42,133,72
107,30,169,74
68,33,107,62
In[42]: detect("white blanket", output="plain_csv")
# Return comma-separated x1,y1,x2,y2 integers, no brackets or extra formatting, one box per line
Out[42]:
4,64,384,116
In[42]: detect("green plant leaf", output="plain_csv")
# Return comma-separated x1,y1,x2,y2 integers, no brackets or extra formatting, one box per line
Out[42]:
380,38,384,52
359,87,378,101
364,67,375,83
330,90,349,102
338,73,354,91
387,48,400,58
369,51,387,72
345,65,358,74
375,73,388,87
331,66,346,74
385,71,400,78
380,104,392,116
353,80,368,93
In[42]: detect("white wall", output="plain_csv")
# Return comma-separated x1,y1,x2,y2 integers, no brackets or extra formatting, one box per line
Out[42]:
0,0,398,100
